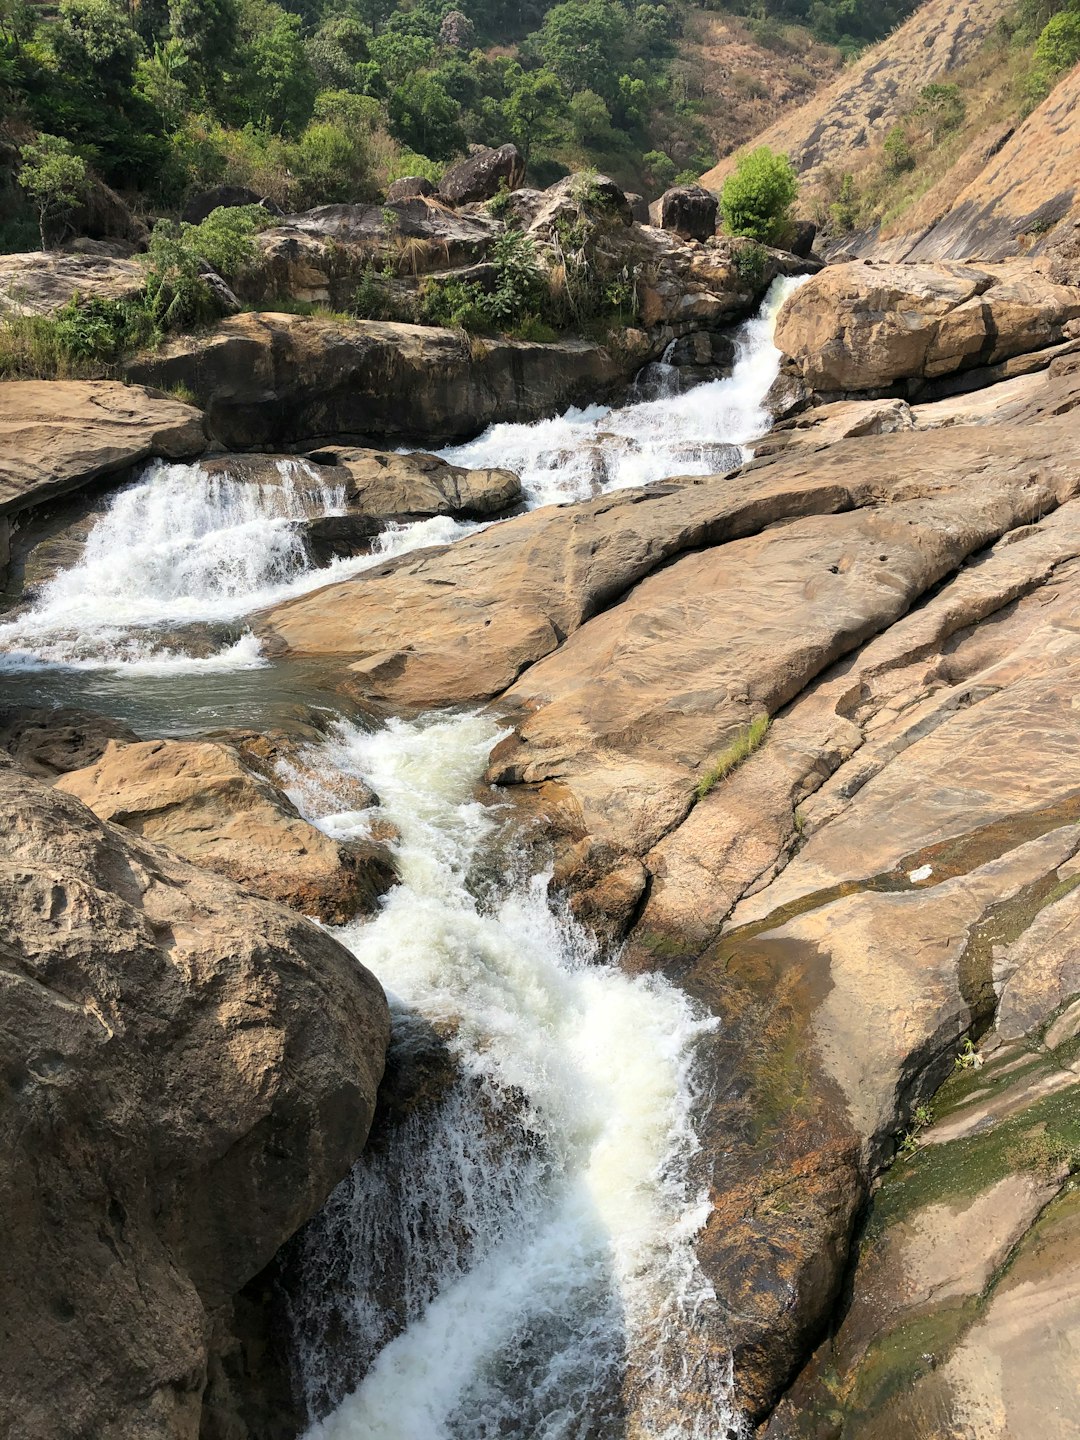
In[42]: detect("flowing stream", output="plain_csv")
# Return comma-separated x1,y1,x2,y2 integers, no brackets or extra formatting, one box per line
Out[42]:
1,279,800,1433
279,714,734,1440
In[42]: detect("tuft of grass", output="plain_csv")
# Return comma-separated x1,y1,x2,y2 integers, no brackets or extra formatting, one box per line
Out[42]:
696,714,770,800
163,381,199,406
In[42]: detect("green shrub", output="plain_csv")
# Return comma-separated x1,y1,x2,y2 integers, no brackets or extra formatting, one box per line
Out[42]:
1034,9,1080,73
731,239,769,287
142,205,263,331
420,228,548,334
829,173,861,234
17,134,88,250
720,146,798,246
913,82,966,142
882,124,916,177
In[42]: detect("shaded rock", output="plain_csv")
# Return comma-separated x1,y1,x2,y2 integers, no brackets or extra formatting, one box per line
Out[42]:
182,185,283,225
385,176,436,201
666,330,738,370
624,192,650,224
0,705,139,779
0,380,206,532
439,144,525,206
71,177,149,248
55,737,396,924
0,756,389,1440
0,250,142,317
789,219,817,259
774,259,1080,393
125,313,625,449
649,185,719,241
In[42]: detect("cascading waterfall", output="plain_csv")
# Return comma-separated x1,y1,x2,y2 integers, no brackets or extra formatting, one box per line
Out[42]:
278,714,741,1440
437,276,803,508
0,461,481,672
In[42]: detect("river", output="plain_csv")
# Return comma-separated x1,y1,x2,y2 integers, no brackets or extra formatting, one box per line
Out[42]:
0,278,799,1437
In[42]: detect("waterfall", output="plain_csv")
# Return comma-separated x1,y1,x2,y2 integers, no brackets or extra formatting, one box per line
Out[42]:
278,714,742,1440
436,275,803,508
0,461,481,672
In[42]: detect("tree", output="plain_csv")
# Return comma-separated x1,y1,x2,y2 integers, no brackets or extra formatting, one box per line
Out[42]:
18,134,88,250
232,0,316,134
169,0,238,100
388,72,465,159
1034,9,1080,74
505,66,564,168
52,0,138,95
720,146,798,245
535,0,628,99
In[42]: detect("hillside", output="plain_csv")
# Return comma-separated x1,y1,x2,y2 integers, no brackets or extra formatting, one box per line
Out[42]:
699,0,1015,194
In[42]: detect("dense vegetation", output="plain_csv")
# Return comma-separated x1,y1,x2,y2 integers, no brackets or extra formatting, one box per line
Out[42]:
0,0,915,242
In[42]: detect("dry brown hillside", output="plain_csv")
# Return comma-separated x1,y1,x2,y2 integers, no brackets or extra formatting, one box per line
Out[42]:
699,0,1015,192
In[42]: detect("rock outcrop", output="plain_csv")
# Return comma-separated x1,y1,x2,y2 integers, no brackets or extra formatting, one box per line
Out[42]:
773,259,1080,394
125,313,632,449
0,755,390,1439
0,380,206,585
55,736,396,924
438,143,525,205
0,705,139,778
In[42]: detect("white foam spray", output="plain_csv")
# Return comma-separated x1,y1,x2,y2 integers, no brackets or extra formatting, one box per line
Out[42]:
280,713,742,1440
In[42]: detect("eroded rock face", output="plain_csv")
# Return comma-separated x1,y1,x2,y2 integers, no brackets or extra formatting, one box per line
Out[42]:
0,755,390,1440
438,143,525,205
55,737,396,924
125,313,626,449
774,259,1080,393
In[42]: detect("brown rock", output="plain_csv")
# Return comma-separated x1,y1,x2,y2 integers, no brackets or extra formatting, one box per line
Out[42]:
0,755,389,1440
0,705,139,778
774,259,1080,393
385,176,437,202
438,144,525,206
55,737,396,924
0,380,206,527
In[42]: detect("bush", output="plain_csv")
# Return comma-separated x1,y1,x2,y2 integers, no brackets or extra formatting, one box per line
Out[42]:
1034,9,1080,73
421,227,548,332
882,124,916,176
720,145,798,246
142,204,263,330
913,82,966,142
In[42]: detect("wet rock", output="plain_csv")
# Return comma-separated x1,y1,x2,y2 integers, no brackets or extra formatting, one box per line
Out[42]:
649,185,719,241
666,330,738,371
182,184,283,225
55,736,396,924
438,143,525,206
385,176,436,201
789,219,817,259
125,313,625,449
309,445,522,521
774,259,1080,393
0,756,389,1440
0,705,139,779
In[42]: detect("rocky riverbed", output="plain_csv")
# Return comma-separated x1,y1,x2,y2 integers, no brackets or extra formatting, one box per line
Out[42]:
3,242,1080,1439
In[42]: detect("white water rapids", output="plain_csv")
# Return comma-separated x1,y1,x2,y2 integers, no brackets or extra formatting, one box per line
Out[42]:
0,277,798,676
0,281,801,1432
278,713,737,1439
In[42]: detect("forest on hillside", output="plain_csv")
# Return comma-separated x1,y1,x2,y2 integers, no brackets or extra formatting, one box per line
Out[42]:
0,0,917,240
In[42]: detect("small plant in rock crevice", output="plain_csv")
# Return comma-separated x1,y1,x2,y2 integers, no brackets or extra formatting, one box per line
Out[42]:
896,1102,935,1159
696,714,771,800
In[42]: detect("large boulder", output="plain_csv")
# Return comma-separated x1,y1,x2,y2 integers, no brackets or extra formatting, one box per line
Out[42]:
182,184,283,225
774,258,1080,394
438,143,525,206
648,184,719,241
125,313,627,449
527,173,634,235
385,176,436,202
0,705,139,779
0,754,390,1439
55,736,396,924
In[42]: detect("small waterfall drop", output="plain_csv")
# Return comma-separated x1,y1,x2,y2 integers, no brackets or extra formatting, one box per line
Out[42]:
437,275,803,508
279,714,741,1440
